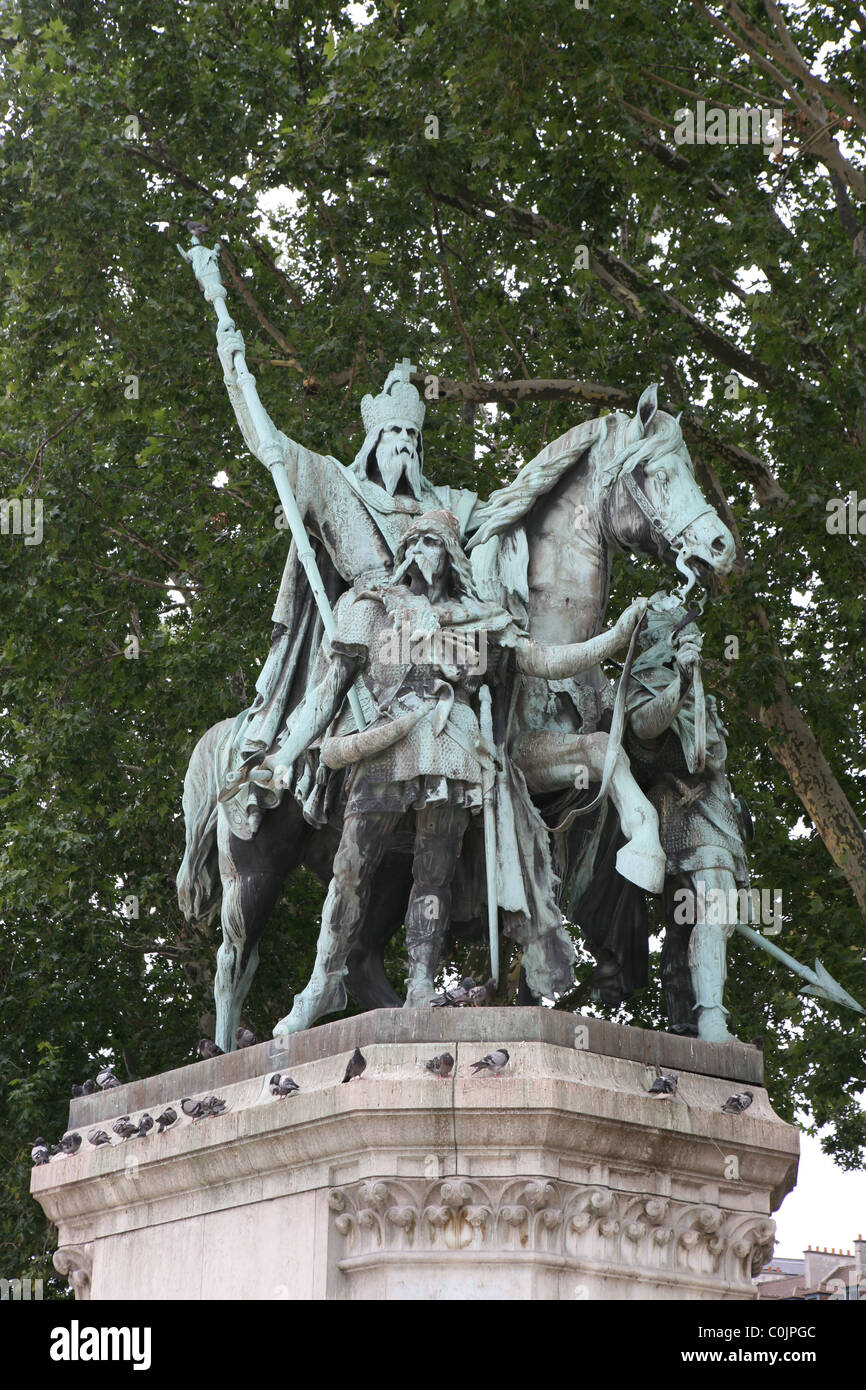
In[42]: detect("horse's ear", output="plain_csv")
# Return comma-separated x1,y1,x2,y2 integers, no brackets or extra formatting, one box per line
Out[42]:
637,384,659,431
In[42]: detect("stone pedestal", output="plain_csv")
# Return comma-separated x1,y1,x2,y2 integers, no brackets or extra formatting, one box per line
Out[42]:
31,1009,798,1300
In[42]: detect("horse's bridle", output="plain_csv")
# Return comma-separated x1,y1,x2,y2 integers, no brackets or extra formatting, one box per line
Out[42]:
604,448,717,599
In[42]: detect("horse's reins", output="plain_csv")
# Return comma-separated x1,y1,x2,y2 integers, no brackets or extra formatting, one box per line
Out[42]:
545,610,647,835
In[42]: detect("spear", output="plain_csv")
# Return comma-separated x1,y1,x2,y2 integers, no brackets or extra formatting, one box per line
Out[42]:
178,232,367,735
734,922,864,1015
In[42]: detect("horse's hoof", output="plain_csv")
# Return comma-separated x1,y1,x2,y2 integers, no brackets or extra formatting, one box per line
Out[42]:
272,1014,308,1038
615,842,666,893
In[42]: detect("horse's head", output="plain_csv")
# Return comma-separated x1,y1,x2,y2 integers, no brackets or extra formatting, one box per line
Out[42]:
596,386,735,595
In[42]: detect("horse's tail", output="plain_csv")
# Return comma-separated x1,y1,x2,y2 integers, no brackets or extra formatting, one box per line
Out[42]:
177,719,234,926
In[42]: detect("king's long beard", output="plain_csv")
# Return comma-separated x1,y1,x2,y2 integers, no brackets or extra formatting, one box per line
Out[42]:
375,436,422,497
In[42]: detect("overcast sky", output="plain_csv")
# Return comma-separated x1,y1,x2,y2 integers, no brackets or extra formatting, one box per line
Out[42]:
773,1129,866,1258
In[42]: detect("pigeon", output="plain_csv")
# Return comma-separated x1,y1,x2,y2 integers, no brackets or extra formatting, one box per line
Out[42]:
722,1090,754,1115
198,1039,224,1060
88,1130,112,1147
31,1138,51,1166
468,978,497,1006
425,1053,454,1079
58,1132,82,1156
135,1114,154,1138
155,1107,177,1134
342,1047,367,1083
648,1071,678,1097
748,1037,764,1052
96,1067,122,1090
235,1028,257,1050
72,1079,98,1097
113,1116,138,1140
185,219,210,238
269,1073,300,1098
71,1083,84,1098
431,977,476,1008
470,1048,510,1076
181,1095,227,1121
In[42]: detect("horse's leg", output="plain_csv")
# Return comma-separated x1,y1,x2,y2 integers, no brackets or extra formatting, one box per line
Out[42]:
274,811,401,1036
512,730,666,893
345,853,410,1008
215,797,306,1051
660,875,697,1034
302,823,406,1010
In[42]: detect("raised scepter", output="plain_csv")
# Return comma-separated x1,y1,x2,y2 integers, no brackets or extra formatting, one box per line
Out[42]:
178,230,368,736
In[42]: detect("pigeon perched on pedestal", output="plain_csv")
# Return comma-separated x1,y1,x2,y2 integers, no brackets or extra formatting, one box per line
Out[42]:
468,978,497,1007
155,1107,177,1134
470,1049,509,1076
96,1067,122,1090
197,1040,224,1060
113,1116,138,1140
88,1130,112,1147
181,1095,227,1120
235,1028,257,1049
342,1047,367,1082
71,1079,97,1098
58,1132,82,1157
425,1053,454,1079
648,1071,678,1097
722,1090,754,1115
431,978,475,1008
135,1114,154,1138
269,1073,300,1098
31,1138,51,1166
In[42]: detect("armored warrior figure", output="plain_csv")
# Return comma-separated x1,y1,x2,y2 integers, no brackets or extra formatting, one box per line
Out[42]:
626,592,751,1040
253,510,650,1032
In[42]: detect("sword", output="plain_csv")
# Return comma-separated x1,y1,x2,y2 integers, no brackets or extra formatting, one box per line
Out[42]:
478,685,500,985
178,233,368,736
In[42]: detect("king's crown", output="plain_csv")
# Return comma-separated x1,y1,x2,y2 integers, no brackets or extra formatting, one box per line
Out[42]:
361,359,425,436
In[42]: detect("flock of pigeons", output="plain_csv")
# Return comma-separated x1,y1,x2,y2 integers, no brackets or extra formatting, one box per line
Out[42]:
31,1027,756,1167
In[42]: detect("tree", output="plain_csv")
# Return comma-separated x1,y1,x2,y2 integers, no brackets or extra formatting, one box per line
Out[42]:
1,0,864,1289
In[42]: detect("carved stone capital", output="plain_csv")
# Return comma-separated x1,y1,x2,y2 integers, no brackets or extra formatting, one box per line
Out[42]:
53,1242,95,1300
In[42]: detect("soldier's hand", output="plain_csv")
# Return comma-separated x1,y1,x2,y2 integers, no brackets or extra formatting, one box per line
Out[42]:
676,639,701,677
615,596,649,638
217,327,246,380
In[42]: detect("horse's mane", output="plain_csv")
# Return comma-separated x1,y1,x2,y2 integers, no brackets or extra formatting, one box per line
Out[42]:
467,414,608,552
467,399,688,553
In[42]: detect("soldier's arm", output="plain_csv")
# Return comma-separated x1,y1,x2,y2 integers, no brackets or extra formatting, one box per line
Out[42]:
262,649,361,780
629,636,700,742
516,597,649,678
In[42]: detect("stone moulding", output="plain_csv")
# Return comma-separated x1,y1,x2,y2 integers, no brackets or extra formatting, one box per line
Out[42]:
328,1176,776,1296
